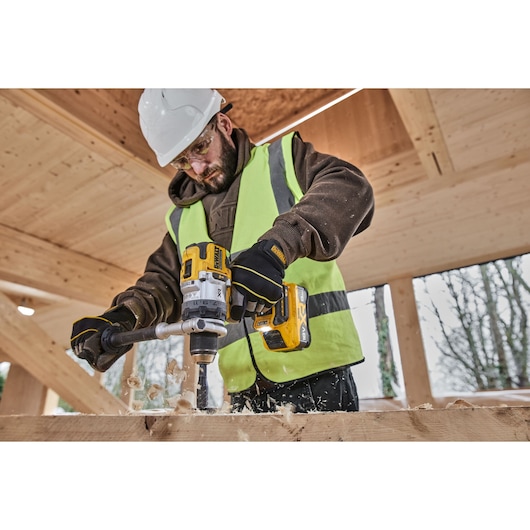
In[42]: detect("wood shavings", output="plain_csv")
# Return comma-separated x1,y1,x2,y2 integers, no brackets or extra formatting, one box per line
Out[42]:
413,403,433,409
445,399,477,409
146,384,163,400
219,401,232,414
166,359,187,384
173,398,194,414
127,375,143,389
171,390,195,414
278,403,295,423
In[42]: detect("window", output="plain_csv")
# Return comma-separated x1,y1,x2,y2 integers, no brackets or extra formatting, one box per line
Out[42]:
348,286,404,399
414,253,530,395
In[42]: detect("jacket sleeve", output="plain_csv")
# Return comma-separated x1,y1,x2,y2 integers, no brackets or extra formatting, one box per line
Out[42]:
112,233,183,328
260,133,375,266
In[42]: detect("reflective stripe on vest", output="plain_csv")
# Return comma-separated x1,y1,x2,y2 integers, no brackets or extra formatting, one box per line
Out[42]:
166,132,364,392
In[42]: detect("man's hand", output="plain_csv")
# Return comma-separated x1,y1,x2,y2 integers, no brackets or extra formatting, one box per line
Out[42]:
70,305,137,372
229,240,287,321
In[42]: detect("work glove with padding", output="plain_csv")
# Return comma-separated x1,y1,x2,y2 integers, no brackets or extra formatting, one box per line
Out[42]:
70,305,137,372
229,239,287,321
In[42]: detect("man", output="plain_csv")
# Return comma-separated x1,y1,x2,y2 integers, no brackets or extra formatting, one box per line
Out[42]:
71,88,374,413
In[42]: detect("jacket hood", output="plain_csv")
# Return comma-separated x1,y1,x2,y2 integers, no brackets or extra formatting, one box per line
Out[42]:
167,128,253,207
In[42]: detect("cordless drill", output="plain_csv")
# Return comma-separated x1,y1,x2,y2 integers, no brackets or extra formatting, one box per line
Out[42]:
179,241,311,409
180,241,311,356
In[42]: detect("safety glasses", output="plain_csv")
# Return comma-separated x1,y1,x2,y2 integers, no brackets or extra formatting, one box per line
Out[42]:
169,122,216,171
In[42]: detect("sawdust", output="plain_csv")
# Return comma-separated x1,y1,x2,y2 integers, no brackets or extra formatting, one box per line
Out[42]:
219,401,232,414
278,403,295,423
412,402,433,410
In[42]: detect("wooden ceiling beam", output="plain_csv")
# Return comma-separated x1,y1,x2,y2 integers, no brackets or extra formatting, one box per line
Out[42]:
0,224,138,306
0,291,128,414
0,89,172,193
389,89,455,178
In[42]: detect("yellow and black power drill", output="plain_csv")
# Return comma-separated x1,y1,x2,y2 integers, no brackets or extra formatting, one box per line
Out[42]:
180,242,311,353
102,242,311,409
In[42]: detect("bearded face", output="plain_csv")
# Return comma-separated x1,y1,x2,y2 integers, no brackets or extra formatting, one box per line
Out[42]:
194,127,238,193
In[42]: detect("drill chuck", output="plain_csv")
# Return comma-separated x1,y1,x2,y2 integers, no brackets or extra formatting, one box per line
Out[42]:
189,331,218,364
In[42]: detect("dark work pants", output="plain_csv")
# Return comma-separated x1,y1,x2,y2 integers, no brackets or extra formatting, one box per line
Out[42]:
230,366,359,413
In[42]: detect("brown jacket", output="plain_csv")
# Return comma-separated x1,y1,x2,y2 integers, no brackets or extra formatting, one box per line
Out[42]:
114,128,374,328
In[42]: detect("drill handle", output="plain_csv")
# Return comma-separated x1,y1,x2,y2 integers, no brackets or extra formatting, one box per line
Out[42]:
101,318,228,351
101,325,158,351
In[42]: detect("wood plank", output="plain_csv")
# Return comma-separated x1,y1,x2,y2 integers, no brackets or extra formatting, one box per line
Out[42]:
389,89,455,178
0,291,128,414
0,406,528,441
0,224,138,306
0,364,48,415
388,277,433,408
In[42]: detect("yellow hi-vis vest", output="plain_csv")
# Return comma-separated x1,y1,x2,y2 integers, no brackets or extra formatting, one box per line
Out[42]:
166,132,364,393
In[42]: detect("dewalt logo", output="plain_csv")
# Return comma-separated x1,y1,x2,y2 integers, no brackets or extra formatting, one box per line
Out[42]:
214,245,223,271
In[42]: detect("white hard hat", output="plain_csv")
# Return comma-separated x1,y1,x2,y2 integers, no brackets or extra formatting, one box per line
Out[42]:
138,88,225,167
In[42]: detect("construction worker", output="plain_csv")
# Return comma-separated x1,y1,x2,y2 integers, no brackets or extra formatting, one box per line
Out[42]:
71,89,375,413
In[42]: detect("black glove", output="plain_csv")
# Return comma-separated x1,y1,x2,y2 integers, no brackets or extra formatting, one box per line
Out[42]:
229,240,287,321
70,305,137,372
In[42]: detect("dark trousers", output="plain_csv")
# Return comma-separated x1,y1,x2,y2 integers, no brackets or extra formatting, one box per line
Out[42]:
230,366,359,413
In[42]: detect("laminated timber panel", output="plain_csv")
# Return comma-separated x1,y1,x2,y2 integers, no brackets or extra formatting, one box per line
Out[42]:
0,407,528,441
338,149,530,292
1,89,174,190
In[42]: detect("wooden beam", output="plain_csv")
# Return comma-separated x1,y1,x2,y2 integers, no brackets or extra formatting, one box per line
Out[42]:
43,389,60,415
0,406,528,441
389,277,433,408
0,224,138,306
389,89,455,178
0,364,48,415
0,291,128,414
0,89,173,193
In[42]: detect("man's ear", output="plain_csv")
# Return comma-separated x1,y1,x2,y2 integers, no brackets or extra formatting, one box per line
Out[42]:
216,113,233,137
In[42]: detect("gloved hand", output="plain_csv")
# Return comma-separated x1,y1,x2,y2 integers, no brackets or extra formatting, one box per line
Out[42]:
229,240,287,321
70,305,137,372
